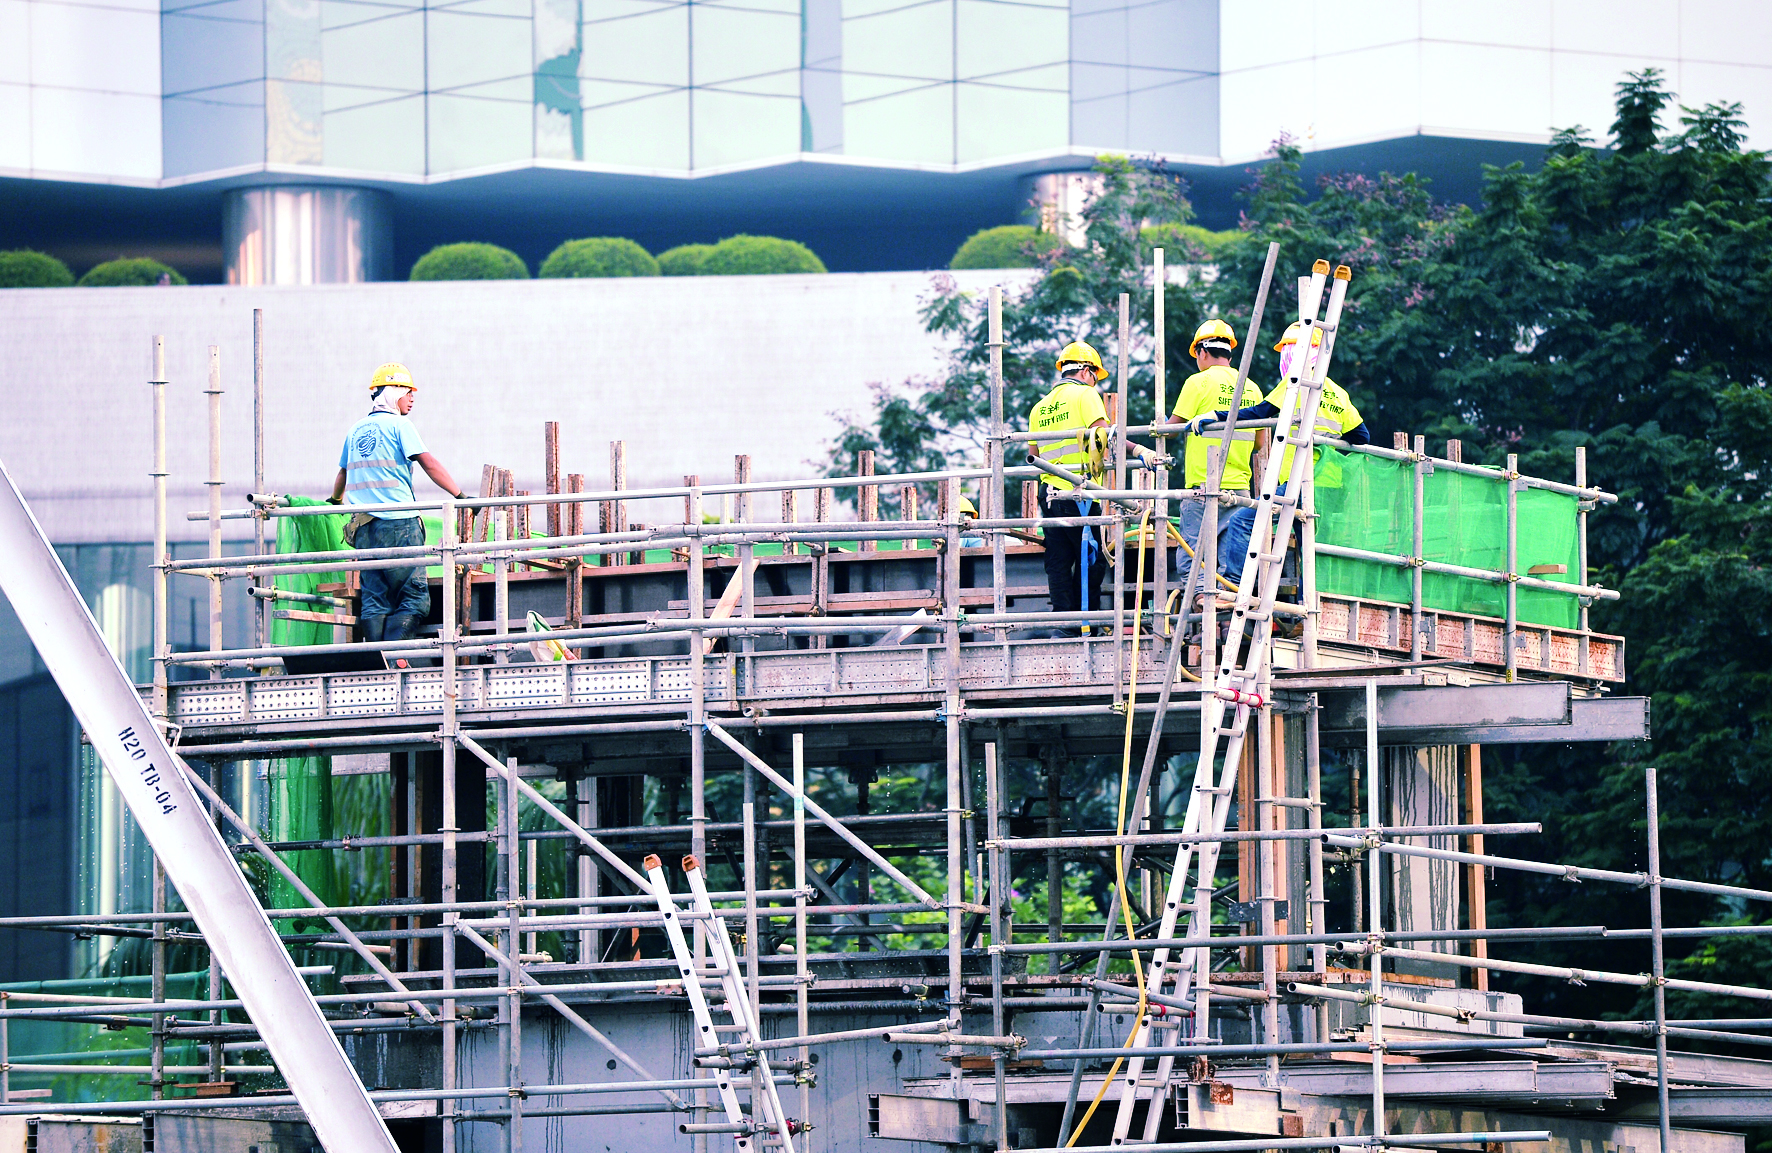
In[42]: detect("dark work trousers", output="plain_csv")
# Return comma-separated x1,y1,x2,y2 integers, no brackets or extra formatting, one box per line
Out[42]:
1039,485,1108,616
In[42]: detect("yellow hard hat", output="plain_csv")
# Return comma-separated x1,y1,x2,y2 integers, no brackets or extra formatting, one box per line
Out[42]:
369,362,416,391
1273,322,1325,352
1189,318,1238,358
958,495,978,517
1056,341,1108,382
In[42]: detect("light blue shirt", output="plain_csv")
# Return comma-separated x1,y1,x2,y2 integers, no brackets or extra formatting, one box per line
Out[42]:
339,412,427,519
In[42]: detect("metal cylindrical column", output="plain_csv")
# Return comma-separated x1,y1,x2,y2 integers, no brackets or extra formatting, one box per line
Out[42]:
224,186,394,285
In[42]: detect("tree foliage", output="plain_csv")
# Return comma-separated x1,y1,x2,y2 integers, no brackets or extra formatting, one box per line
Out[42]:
76,258,187,287
825,154,1210,513
539,236,658,278
409,242,529,281
827,71,1772,1018
0,250,74,288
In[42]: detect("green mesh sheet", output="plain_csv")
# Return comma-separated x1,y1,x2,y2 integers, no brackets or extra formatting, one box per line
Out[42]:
1311,448,1580,629
265,499,436,917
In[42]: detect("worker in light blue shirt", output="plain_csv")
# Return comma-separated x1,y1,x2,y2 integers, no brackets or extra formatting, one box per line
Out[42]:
327,363,465,646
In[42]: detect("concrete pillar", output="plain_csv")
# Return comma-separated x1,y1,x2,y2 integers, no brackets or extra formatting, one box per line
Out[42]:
223,186,393,285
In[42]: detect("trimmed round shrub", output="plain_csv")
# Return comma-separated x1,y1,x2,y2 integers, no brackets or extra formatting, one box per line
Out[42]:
409,242,528,281
1141,222,1241,263
539,237,658,278
77,258,187,287
949,225,1064,270
0,250,75,288
697,235,826,276
658,243,714,276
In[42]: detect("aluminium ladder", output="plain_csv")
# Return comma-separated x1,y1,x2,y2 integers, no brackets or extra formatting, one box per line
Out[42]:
1107,260,1353,1144
645,853,798,1153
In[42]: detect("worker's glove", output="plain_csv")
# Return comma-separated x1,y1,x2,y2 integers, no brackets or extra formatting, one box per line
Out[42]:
1186,413,1218,438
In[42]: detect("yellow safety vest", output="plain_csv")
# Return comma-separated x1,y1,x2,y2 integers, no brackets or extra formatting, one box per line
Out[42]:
1171,364,1258,491
1028,381,1108,491
1264,377,1364,487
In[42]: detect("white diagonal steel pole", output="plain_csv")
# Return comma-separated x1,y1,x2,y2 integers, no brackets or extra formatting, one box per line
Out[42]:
0,458,398,1153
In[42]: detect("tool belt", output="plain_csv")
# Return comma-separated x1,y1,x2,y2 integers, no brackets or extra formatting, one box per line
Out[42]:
342,511,375,547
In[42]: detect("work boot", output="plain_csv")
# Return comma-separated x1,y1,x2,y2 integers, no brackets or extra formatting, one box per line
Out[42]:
358,614,386,643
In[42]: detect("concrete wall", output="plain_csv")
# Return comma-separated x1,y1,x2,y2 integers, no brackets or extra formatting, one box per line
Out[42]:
0,270,1029,545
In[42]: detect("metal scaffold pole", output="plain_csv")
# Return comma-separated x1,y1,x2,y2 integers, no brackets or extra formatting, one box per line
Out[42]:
440,497,461,1153
1647,766,1672,1153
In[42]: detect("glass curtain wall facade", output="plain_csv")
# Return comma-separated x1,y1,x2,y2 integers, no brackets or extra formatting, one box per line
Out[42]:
160,0,1218,181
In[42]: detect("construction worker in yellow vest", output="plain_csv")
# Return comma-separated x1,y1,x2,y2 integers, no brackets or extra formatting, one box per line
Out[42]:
1189,321,1372,478
1191,320,1373,579
1028,341,1111,629
1165,318,1256,578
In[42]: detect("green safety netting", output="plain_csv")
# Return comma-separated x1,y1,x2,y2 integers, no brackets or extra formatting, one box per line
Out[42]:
267,499,440,915
1311,447,1580,628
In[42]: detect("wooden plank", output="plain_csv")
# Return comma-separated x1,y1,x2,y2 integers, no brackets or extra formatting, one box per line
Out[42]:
273,608,359,626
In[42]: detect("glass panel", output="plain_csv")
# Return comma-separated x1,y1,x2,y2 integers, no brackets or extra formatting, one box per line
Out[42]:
692,3,796,87
321,4,425,94
428,91,533,170
428,9,532,92
1126,68,1215,155
956,74,1065,162
844,0,951,83
164,81,266,175
162,0,266,97
0,0,25,82
581,1,688,89
956,0,1065,81
802,0,842,151
693,89,797,167
29,0,160,95
536,0,583,160
33,88,162,178
324,92,425,171
267,0,323,163
0,82,26,170
581,87,688,168
844,83,950,164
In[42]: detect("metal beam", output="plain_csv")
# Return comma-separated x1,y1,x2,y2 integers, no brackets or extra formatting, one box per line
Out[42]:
0,458,398,1153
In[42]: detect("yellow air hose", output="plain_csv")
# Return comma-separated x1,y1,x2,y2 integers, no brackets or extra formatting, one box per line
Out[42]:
1068,510,1152,1145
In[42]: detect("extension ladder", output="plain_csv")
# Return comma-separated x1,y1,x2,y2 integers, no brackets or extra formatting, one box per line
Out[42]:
645,853,798,1153
1108,260,1352,1144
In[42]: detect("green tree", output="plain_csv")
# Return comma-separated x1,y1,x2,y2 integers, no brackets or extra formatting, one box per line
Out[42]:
409,242,528,281
77,258,187,286
949,225,1064,270
0,250,74,288
539,237,658,278
824,154,1207,515
658,243,714,275
697,235,826,275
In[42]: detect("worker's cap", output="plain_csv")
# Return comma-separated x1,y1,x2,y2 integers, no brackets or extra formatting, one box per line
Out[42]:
1273,322,1324,352
1189,318,1238,359
370,362,417,391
